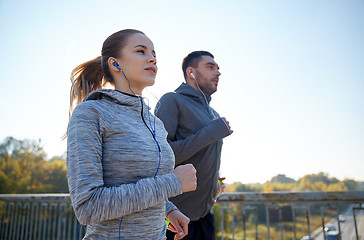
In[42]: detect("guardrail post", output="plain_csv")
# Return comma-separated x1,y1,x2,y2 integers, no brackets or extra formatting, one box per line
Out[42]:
353,204,363,240
266,206,270,240
220,205,234,240
320,206,327,240
220,206,224,240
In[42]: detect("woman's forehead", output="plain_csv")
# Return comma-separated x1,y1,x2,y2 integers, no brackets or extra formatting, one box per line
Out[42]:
126,33,154,49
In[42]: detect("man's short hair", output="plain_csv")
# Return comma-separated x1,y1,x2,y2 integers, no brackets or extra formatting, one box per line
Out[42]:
182,51,214,80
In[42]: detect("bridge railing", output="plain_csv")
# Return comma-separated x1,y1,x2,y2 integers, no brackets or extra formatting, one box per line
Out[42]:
215,191,364,240
0,194,84,240
1,191,364,240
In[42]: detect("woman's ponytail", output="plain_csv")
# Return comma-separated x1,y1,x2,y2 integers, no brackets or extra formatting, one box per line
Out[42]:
69,56,104,117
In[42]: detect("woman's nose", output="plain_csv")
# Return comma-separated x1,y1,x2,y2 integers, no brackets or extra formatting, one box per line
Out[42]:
148,55,156,65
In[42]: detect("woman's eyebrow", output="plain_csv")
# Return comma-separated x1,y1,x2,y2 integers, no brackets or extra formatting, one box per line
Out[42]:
134,45,156,55
134,44,147,49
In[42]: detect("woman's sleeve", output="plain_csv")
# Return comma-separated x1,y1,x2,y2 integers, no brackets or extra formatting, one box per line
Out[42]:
67,103,183,225
165,199,178,216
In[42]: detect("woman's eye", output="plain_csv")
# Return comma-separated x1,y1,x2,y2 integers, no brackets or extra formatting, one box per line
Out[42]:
137,50,145,54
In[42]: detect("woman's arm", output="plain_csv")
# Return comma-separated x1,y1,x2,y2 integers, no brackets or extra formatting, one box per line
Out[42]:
67,103,183,225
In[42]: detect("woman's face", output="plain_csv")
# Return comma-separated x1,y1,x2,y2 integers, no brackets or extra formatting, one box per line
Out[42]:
117,33,157,94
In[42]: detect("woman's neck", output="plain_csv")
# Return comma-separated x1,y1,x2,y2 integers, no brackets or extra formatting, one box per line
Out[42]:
114,82,142,96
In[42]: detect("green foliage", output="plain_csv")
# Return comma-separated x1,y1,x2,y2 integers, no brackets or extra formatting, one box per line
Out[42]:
225,173,361,194
270,174,296,183
0,136,68,194
342,179,359,190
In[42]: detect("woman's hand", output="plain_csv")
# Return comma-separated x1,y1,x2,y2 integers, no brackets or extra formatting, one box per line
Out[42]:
173,164,197,192
166,210,190,240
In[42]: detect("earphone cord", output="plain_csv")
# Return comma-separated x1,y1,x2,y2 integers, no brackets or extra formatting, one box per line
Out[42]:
145,97,161,177
76,224,82,240
119,216,123,239
143,90,162,177
145,87,162,116
146,98,157,138
121,71,137,96
194,79,216,118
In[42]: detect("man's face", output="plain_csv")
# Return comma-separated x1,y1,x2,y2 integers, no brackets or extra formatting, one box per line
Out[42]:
194,56,221,95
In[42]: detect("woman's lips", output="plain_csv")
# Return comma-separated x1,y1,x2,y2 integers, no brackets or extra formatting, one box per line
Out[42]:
145,66,157,74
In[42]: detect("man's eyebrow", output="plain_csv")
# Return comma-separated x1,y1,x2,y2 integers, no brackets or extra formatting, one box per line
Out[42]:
134,45,156,55
206,62,219,69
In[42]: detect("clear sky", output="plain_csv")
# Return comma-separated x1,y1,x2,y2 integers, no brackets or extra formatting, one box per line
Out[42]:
0,0,363,184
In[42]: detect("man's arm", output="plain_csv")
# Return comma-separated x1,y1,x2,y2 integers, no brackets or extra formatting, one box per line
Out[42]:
156,93,231,165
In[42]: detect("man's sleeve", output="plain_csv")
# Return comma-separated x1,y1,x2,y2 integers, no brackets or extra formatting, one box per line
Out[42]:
155,93,231,165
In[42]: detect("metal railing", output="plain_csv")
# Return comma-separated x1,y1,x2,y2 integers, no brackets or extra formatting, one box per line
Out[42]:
1,191,363,240
216,191,364,240
0,194,84,240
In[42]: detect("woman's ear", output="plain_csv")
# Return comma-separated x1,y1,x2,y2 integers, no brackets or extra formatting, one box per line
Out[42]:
108,57,121,72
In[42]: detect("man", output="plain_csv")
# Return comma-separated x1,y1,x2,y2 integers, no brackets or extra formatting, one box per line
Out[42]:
155,51,233,240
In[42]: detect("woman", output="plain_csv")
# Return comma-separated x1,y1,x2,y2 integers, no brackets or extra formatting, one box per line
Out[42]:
67,29,197,239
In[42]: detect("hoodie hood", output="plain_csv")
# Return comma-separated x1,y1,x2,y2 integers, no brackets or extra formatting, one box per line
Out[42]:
175,83,212,104
84,89,140,107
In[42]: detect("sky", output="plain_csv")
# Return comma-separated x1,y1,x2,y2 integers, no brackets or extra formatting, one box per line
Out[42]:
0,0,363,184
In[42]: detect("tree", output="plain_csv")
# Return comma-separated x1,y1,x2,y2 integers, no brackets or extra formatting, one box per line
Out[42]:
0,170,11,193
327,182,348,191
270,174,296,183
299,172,339,187
0,136,68,193
342,179,358,191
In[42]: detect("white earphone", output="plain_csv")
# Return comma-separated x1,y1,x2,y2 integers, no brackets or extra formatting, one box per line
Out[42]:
190,73,195,78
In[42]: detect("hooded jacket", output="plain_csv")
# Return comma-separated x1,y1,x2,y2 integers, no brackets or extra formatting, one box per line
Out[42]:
155,83,231,221
67,89,183,239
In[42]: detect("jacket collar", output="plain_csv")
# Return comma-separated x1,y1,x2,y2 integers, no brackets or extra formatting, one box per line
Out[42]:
84,89,140,107
175,82,212,103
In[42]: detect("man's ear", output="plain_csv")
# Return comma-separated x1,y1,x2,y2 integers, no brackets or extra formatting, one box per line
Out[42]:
186,67,195,79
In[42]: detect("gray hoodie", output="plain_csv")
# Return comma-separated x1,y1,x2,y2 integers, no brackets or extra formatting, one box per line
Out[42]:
67,89,183,239
155,83,231,221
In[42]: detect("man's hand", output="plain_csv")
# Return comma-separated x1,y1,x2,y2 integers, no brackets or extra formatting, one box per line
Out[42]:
216,177,226,198
166,210,190,240
213,117,233,133
218,177,226,192
221,117,233,133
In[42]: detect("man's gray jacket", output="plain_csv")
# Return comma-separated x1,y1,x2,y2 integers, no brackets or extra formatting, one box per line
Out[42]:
156,83,231,221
